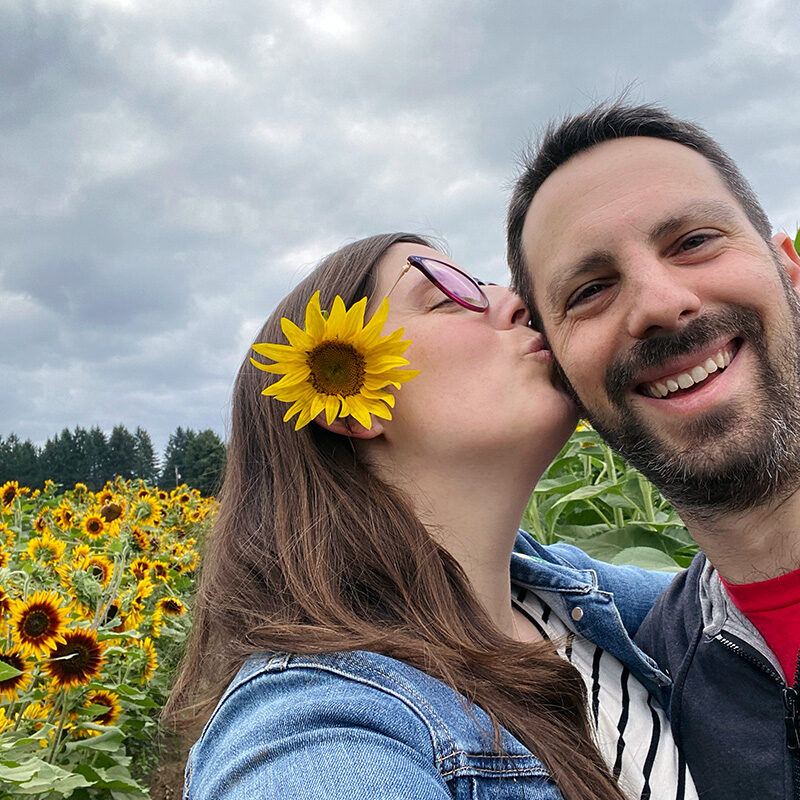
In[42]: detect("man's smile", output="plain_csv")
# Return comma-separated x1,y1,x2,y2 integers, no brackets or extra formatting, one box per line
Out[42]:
632,338,747,419
637,338,740,399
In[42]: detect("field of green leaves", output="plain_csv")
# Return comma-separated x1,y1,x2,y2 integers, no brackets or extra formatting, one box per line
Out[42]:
525,425,696,571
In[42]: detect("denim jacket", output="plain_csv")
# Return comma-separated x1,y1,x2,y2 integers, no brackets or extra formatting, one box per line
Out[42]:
184,531,673,799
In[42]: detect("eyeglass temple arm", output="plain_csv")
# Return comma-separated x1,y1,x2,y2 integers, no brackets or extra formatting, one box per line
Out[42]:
384,262,413,301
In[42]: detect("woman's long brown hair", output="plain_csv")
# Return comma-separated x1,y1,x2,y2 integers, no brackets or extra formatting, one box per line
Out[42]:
163,233,628,800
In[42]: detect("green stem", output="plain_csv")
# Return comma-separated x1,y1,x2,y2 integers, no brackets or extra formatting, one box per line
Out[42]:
639,474,656,523
525,493,546,543
47,690,69,765
585,500,613,528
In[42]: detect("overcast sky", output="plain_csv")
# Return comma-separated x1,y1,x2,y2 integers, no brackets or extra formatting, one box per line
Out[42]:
3,0,800,457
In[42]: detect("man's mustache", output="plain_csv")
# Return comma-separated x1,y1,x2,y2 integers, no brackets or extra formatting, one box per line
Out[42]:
604,307,766,407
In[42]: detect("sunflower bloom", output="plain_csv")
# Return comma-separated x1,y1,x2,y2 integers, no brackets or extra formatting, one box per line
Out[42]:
73,689,122,737
81,514,106,539
10,591,68,657
129,557,151,582
80,555,114,587
137,637,158,683
53,503,76,529
0,650,32,700
156,596,186,616
26,529,66,564
251,291,418,430
133,498,161,527
43,628,106,688
1,481,27,507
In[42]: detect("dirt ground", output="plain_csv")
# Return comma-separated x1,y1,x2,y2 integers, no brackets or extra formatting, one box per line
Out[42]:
145,734,192,800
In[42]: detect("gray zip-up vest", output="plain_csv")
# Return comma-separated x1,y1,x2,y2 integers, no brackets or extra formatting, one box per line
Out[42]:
635,554,800,800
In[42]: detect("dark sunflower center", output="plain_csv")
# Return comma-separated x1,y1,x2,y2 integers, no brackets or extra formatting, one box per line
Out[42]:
164,600,181,613
23,610,51,637
87,519,101,533
61,643,91,672
100,503,122,522
307,341,366,396
3,488,16,504
89,565,104,580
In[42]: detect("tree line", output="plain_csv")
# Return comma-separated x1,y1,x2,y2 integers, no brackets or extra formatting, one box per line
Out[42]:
0,425,226,496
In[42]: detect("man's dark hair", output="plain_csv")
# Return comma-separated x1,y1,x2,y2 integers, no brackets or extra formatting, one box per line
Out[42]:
506,100,773,320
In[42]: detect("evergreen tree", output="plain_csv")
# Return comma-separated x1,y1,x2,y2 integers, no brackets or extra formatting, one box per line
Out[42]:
183,429,226,496
107,425,137,481
0,434,42,487
87,426,110,489
40,429,76,488
133,427,158,484
159,427,195,488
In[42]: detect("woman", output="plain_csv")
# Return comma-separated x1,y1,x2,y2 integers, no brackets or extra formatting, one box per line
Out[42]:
165,233,695,800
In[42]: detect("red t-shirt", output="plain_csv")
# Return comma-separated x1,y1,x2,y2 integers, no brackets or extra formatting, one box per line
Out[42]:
721,566,800,685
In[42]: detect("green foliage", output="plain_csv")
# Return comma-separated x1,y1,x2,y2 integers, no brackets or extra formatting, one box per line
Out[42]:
524,426,698,570
1,424,227,494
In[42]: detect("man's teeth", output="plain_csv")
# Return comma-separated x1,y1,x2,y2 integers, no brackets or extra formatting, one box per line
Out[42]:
644,347,734,398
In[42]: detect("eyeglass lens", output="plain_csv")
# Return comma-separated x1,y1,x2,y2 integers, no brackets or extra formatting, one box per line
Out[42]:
412,257,487,308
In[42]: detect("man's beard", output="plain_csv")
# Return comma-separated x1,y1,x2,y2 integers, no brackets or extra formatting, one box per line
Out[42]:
555,281,800,521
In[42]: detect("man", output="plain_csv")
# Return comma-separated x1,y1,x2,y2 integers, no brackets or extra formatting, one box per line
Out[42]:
506,102,800,800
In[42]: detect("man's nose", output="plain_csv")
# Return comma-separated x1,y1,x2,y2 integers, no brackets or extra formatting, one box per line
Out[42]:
624,261,702,339
484,286,531,328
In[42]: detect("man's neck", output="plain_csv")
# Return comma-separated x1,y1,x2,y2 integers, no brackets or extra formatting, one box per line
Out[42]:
681,486,800,584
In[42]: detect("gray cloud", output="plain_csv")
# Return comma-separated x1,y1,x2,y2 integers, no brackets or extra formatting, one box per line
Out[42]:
3,0,800,456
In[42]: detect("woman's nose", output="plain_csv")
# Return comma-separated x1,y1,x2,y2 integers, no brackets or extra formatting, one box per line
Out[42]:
484,285,531,328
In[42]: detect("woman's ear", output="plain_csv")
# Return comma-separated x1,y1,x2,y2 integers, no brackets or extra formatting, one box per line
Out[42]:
313,414,384,440
772,232,800,290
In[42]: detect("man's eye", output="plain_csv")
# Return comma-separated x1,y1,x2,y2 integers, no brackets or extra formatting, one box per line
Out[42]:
430,297,456,310
678,232,718,251
566,282,607,310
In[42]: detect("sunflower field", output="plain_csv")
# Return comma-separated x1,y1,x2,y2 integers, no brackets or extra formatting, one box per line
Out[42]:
0,478,214,799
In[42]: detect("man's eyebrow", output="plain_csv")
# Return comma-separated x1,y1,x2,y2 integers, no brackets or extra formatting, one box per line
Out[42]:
545,251,616,310
647,200,739,243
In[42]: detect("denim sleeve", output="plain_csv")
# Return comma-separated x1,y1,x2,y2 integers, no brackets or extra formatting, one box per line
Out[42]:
545,541,675,635
186,667,453,800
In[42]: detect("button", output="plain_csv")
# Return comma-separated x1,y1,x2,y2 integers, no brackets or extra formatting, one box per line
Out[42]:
571,606,584,621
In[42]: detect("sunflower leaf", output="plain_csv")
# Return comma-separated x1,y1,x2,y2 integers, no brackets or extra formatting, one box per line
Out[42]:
0,660,22,680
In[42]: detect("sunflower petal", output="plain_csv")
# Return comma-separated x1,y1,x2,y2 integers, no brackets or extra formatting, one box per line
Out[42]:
341,297,368,339
324,396,341,424
327,295,347,332
304,291,326,340
344,398,373,429
360,297,390,341
280,317,314,350
250,342,303,361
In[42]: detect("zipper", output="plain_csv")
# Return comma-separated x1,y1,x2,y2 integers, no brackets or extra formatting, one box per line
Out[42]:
717,634,800,799
792,650,800,799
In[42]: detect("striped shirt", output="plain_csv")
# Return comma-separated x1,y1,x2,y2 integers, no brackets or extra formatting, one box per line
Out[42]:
512,585,698,800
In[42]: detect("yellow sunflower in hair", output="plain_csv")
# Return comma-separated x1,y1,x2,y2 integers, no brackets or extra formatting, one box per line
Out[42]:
251,291,418,430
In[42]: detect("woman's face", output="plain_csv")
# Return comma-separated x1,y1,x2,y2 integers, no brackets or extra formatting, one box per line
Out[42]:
369,243,578,462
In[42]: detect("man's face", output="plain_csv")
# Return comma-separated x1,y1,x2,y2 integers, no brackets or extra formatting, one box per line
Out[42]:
521,136,800,516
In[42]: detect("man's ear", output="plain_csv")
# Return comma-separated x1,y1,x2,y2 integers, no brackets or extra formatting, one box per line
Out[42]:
772,232,800,290
313,414,384,440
